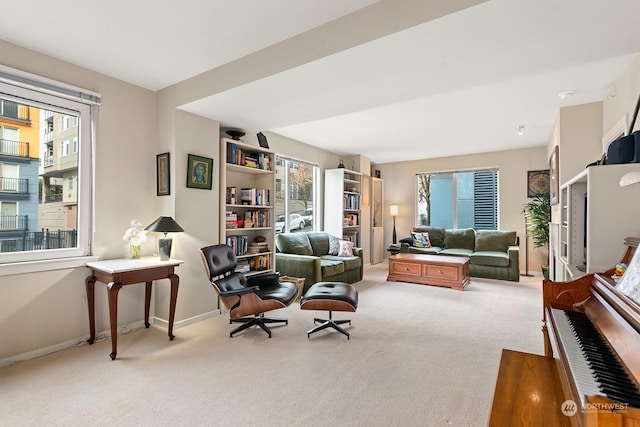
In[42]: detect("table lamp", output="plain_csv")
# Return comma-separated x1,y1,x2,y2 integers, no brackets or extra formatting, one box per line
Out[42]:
145,216,184,260
390,205,399,244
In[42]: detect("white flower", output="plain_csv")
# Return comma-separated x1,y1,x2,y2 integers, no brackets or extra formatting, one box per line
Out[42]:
123,219,147,246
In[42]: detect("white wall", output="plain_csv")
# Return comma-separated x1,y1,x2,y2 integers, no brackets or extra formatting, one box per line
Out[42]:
0,39,159,361
373,146,549,272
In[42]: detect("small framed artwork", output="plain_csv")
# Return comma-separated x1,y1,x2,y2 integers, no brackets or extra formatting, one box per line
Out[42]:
549,145,559,205
186,154,213,190
527,169,550,198
156,152,170,196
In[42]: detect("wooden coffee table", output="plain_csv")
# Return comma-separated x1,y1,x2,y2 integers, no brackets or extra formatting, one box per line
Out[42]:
387,253,470,290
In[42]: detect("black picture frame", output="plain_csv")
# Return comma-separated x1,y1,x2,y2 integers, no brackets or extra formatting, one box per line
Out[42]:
257,132,269,149
527,169,550,198
186,154,213,190
156,152,170,196
549,145,559,205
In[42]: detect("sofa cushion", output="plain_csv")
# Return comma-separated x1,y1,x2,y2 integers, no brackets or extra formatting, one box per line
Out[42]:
321,254,362,271
338,240,354,257
413,226,445,247
306,232,331,256
319,258,345,277
275,233,313,255
411,231,431,248
470,251,510,267
444,228,475,251
408,246,443,255
328,234,341,255
475,230,517,253
439,248,474,257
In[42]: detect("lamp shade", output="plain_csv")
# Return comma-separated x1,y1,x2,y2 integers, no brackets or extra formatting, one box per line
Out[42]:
620,171,640,188
389,205,399,216
145,216,184,234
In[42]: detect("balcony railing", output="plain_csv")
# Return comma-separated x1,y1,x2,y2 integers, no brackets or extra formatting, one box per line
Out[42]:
0,100,30,123
0,229,77,252
0,214,28,230
0,139,29,157
44,193,62,203
0,177,29,194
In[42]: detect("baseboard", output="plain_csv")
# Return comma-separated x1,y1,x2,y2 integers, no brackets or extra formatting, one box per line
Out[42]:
152,309,221,329
0,310,221,368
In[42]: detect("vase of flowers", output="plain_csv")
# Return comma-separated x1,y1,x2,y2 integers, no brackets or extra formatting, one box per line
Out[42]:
123,219,147,259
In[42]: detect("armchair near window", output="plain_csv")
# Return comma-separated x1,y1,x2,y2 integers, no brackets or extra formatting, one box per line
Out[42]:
200,244,298,338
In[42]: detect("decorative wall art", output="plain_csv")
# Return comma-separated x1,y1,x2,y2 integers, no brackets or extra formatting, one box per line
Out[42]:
156,152,170,196
527,169,550,198
549,145,559,205
186,154,213,190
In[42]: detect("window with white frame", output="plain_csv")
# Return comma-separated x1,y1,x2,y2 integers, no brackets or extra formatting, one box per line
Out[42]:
415,168,499,230
274,155,319,233
0,67,97,264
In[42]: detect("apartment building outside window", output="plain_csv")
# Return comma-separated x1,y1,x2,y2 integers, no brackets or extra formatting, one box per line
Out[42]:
0,67,97,266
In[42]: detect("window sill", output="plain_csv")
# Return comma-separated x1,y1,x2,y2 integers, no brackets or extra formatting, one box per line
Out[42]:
0,255,99,277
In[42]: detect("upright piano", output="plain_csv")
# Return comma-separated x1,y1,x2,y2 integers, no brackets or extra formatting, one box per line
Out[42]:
489,238,640,426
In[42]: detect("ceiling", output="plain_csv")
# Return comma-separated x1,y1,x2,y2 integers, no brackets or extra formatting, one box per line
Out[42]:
2,0,640,164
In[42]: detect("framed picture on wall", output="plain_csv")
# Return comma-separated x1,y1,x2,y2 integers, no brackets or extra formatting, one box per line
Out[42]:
549,145,559,205
527,169,550,198
156,152,170,196
186,154,213,190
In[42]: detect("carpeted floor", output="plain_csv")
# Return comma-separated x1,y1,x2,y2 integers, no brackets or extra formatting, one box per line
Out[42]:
0,262,544,427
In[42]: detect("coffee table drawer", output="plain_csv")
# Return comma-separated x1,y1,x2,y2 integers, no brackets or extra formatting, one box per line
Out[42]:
424,264,458,281
390,261,422,277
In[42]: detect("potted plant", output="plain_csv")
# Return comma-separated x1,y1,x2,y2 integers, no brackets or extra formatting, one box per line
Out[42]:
523,192,551,278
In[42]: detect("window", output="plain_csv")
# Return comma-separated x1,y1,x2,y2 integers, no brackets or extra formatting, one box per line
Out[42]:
416,168,498,230
0,68,97,265
275,155,318,233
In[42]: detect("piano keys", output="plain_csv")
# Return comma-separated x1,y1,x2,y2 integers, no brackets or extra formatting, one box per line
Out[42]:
489,237,640,426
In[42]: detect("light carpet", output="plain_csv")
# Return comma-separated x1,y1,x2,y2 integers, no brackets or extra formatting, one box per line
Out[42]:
0,262,544,427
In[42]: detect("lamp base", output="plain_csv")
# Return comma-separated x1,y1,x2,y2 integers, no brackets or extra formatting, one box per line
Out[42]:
158,237,172,261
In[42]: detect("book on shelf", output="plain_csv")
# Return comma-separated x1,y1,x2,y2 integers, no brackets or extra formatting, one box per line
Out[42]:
227,143,272,171
250,254,270,271
234,258,250,274
226,186,238,205
226,234,248,256
343,193,360,210
240,188,271,206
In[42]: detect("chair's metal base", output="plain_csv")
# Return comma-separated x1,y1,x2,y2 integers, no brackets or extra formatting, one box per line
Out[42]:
229,314,288,338
307,311,351,340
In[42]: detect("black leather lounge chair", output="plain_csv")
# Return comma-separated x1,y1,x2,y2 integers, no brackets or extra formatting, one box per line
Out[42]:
200,244,298,338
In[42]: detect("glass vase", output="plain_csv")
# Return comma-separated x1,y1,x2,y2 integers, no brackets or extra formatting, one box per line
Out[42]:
131,245,141,259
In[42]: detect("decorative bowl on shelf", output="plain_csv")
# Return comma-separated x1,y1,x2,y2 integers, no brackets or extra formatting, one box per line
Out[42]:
226,129,245,140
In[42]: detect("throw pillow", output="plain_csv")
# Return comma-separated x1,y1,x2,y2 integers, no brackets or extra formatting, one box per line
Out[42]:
328,234,341,255
411,231,426,248
399,236,413,245
421,232,431,248
338,240,354,257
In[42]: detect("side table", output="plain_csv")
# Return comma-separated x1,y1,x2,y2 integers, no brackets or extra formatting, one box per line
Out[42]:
85,257,183,360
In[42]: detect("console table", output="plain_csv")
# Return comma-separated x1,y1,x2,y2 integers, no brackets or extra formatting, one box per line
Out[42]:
85,257,183,360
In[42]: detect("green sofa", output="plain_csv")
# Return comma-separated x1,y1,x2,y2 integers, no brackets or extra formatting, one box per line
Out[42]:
275,232,363,293
400,226,520,282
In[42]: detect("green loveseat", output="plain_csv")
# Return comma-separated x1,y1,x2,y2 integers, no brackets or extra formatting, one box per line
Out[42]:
400,226,520,282
275,232,363,293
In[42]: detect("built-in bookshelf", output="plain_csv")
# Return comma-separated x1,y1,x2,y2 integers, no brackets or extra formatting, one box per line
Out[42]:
324,168,362,247
220,137,275,276
555,163,640,280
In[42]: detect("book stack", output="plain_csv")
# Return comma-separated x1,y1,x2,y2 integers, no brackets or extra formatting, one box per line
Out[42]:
244,209,270,228
248,240,270,254
225,211,238,229
343,230,360,248
234,258,250,274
